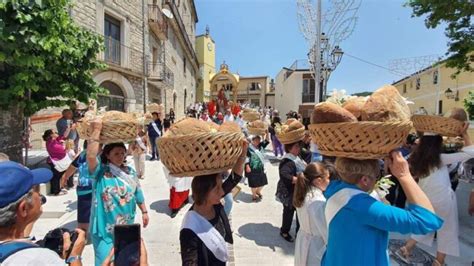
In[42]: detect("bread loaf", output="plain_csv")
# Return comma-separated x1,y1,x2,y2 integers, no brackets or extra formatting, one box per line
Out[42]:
249,120,266,129
101,111,137,123
167,118,213,136
311,102,357,124
219,122,240,133
343,97,367,120
288,120,304,131
361,85,410,122
449,108,468,122
286,118,297,125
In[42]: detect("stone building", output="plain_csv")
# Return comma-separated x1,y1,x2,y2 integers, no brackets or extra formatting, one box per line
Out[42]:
71,0,199,115
26,0,199,149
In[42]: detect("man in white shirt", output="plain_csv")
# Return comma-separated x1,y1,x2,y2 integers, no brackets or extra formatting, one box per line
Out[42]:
224,109,234,122
0,161,86,265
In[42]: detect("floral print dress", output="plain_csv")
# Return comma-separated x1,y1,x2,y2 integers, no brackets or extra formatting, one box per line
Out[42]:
85,159,145,264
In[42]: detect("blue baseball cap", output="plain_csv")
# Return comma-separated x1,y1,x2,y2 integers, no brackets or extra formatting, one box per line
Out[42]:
0,161,53,208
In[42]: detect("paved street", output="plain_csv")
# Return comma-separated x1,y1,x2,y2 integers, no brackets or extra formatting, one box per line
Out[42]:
32,152,474,265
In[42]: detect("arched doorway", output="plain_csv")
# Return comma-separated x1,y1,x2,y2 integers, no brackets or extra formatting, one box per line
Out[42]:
98,81,125,111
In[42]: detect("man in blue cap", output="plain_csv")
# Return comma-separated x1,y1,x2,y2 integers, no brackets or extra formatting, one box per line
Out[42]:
0,161,86,265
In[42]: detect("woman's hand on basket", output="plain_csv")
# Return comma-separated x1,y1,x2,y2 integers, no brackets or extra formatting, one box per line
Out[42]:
90,117,102,132
461,122,471,146
386,150,411,181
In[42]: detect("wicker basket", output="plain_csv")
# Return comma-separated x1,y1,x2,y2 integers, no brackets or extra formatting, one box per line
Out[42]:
277,127,306,144
412,115,464,137
247,127,266,136
308,121,412,159
157,132,244,177
77,119,139,144
241,112,260,122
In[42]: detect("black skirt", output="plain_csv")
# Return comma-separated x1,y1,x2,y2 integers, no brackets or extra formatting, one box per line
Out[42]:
246,170,268,188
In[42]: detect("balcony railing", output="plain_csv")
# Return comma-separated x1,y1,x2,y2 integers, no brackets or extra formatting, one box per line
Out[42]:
302,94,316,103
148,62,174,87
164,0,196,62
103,36,121,65
97,34,143,74
148,4,168,40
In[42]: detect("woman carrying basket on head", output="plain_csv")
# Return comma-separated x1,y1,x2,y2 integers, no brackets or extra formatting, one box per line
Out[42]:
397,122,473,266
85,119,149,265
180,141,248,266
245,133,270,202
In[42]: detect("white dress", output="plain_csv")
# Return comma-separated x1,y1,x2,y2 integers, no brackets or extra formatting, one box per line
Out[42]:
412,145,474,256
295,187,327,266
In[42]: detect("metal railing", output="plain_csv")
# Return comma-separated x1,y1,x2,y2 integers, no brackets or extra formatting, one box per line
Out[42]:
164,0,196,62
302,94,316,103
103,36,121,64
289,60,311,71
148,62,174,86
148,4,168,40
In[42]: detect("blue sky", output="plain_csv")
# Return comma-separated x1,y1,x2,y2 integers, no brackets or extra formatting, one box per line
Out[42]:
194,0,449,95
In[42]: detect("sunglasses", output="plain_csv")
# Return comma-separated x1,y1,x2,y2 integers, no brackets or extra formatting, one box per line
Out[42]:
31,185,47,205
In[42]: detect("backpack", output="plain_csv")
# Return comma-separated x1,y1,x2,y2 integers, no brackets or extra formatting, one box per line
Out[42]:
0,241,39,262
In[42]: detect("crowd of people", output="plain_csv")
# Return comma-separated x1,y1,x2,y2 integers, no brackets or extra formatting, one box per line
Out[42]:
1,102,474,266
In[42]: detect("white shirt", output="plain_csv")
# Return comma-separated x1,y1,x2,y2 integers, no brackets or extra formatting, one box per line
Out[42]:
3,247,64,265
224,114,234,122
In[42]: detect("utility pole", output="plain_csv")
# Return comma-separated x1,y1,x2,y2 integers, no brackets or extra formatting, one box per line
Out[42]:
314,0,321,103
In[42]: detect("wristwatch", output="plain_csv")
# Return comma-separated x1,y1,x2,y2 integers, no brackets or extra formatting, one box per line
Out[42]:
66,255,82,264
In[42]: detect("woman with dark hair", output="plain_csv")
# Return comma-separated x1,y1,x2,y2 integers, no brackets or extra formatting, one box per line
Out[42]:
276,141,307,242
85,119,149,265
245,134,270,202
180,141,248,266
43,129,72,195
293,162,330,265
398,123,473,265
269,116,284,157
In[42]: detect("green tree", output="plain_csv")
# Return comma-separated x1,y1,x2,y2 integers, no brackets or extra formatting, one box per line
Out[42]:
352,91,372,97
0,0,105,161
405,0,474,75
464,91,474,120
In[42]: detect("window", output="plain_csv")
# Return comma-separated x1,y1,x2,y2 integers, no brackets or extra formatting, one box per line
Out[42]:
249,82,261,91
183,57,187,77
104,15,121,64
98,81,125,111
403,84,407,94
302,78,315,103
438,100,443,115
416,78,420,90
433,70,438,84
251,99,260,107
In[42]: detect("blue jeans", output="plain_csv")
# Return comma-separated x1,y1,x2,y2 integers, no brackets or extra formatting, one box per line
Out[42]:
150,136,159,159
223,193,233,216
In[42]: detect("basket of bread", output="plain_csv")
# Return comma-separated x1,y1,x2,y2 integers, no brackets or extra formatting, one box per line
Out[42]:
276,118,306,144
157,118,245,177
241,108,260,122
412,107,466,137
77,111,139,144
147,103,164,114
308,85,413,159
247,120,267,136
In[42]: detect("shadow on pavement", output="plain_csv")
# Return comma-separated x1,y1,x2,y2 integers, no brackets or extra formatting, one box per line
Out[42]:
59,220,78,231
150,199,171,215
234,190,254,203
236,222,295,255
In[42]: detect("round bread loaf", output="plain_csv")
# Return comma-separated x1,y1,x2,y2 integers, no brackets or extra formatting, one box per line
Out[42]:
288,120,304,131
311,102,357,124
343,97,367,120
167,118,212,136
286,118,297,125
449,108,468,122
249,120,266,129
219,122,240,133
361,85,410,122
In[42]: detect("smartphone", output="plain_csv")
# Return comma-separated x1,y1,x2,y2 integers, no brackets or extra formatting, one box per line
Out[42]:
114,224,140,266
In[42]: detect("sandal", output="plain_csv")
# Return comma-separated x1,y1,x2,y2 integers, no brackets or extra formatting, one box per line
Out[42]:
432,259,443,266
280,232,294,242
257,193,263,199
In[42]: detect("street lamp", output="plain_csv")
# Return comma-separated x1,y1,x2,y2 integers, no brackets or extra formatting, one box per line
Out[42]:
445,88,454,99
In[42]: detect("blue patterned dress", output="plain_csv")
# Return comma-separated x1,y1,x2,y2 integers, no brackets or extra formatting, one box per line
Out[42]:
83,159,145,265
